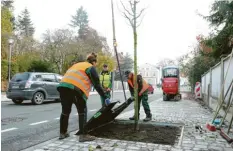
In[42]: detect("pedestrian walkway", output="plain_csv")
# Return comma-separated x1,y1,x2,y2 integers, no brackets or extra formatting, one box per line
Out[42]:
22,96,233,151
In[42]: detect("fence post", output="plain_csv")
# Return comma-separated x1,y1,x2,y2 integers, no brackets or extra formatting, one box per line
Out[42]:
209,67,212,106
221,57,224,102
204,74,206,98
207,84,210,106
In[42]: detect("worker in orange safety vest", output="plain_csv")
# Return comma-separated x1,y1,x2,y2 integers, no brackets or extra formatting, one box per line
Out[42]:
57,53,109,142
125,70,152,122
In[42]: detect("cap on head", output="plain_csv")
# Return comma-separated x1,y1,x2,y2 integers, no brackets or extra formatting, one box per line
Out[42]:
124,70,131,77
87,52,97,63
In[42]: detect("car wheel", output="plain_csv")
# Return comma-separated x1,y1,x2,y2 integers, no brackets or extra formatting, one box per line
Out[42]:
55,99,61,102
151,91,154,94
163,95,167,101
12,99,23,104
32,92,45,105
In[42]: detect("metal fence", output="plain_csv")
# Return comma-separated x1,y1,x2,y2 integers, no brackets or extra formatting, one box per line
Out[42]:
201,53,233,106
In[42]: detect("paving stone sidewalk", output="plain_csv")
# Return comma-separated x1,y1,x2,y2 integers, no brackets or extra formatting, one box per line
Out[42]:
23,97,233,151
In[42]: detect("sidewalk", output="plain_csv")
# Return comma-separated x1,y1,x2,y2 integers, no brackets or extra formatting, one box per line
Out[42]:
21,95,233,151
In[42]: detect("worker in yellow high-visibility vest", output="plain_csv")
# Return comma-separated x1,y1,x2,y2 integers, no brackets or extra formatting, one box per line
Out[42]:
99,64,112,106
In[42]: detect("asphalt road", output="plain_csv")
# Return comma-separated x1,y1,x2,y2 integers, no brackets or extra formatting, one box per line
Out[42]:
1,90,162,151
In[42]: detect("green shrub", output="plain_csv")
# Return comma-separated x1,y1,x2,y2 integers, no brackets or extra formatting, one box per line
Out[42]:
1,59,19,81
28,60,54,72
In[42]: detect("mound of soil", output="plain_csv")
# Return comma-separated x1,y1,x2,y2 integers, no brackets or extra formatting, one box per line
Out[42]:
89,122,181,145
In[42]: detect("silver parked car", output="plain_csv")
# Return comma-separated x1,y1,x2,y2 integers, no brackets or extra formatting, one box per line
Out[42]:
6,72,62,105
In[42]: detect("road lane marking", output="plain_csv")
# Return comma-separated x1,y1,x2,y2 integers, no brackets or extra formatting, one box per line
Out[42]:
1,128,18,133
29,120,48,126
74,113,78,115
89,109,97,112
54,117,60,120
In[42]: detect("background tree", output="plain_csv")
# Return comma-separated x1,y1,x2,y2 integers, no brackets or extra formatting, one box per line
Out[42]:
114,53,134,81
1,0,14,8
28,60,54,72
95,52,116,73
199,0,233,59
1,0,14,59
17,8,35,37
70,6,89,38
41,29,75,74
156,58,176,68
120,0,146,130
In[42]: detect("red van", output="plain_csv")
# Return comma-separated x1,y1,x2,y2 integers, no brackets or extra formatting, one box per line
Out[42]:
148,84,154,94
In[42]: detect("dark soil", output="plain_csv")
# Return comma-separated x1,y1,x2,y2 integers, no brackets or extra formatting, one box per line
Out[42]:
89,122,181,145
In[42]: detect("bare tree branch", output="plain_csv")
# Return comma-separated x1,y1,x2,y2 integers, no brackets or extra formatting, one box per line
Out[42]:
129,0,134,13
136,13,145,27
136,7,146,19
120,0,134,17
123,12,134,27
117,0,134,27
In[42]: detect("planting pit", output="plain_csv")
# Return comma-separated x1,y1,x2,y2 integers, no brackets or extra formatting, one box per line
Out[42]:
88,120,182,145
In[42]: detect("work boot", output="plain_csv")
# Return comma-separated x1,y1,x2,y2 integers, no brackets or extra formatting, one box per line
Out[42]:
59,132,70,140
143,114,152,122
79,134,96,142
60,113,69,137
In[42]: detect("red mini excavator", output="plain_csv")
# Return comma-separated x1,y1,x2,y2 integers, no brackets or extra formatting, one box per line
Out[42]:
161,66,182,101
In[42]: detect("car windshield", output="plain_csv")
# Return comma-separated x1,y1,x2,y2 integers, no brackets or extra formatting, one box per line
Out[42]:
11,73,30,82
163,68,178,78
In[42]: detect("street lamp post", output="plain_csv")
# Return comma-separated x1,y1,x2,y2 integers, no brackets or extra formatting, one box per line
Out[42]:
8,38,14,82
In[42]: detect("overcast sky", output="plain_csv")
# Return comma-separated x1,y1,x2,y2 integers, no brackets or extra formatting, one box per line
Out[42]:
13,0,214,65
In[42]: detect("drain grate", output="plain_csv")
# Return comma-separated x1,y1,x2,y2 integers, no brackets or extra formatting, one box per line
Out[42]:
1,117,26,125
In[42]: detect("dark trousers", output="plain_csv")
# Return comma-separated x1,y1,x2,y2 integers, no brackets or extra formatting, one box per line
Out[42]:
136,91,151,117
58,87,87,135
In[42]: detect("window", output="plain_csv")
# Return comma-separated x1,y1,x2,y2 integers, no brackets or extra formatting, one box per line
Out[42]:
41,74,56,82
32,74,43,81
153,72,156,76
146,72,148,76
163,68,178,78
11,73,30,82
146,68,149,70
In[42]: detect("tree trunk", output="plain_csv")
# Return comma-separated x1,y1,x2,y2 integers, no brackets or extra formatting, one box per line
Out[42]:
133,0,139,131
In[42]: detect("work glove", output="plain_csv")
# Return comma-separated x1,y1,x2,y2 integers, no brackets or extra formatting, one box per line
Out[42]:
105,98,111,106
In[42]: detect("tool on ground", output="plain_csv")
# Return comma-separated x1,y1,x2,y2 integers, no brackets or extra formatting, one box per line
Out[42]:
75,97,134,135
220,128,233,143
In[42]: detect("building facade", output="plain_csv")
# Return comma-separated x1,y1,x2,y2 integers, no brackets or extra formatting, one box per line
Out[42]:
138,63,161,87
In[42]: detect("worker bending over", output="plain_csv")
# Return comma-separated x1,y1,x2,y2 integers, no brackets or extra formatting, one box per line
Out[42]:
57,53,108,142
125,70,152,122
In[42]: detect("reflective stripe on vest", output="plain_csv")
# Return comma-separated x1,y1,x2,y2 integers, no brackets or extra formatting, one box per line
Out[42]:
61,62,92,97
100,72,111,88
127,77,149,93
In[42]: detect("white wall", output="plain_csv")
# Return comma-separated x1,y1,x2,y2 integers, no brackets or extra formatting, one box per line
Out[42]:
211,65,221,98
201,53,233,105
223,57,233,103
